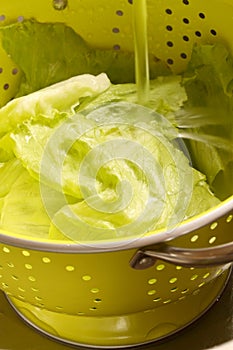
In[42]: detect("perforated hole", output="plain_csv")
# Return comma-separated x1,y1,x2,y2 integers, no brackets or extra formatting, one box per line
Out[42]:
94,298,102,303
25,264,32,270
156,264,165,271
11,275,19,281
89,307,97,311
116,10,124,16
147,289,156,296
216,268,223,276
12,68,18,75
17,16,24,22
166,25,173,31
195,31,202,37
113,44,121,50
167,41,174,47
28,276,36,282
163,299,172,304
169,277,177,284
167,58,174,65
91,288,100,294
37,303,45,308
82,275,92,281
190,274,199,281
35,296,43,301
112,27,120,33
3,247,10,253
148,278,157,285
65,265,75,272
198,282,205,288
183,35,190,42
181,288,189,294
153,297,161,302
22,250,30,257
210,29,217,36
7,262,14,268
42,257,51,264
210,222,218,230
199,12,206,19
226,215,233,223
209,236,217,244
55,306,63,310
183,18,189,24
165,9,173,15
180,52,187,59
191,234,199,242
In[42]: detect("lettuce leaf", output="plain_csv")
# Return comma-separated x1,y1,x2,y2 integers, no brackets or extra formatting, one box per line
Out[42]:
82,75,187,120
0,160,50,237
0,159,23,199
49,127,220,241
0,73,110,138
182,43,233,199
9,76,187,198
0,71,218,241
0,20,171,97
49,168,220,241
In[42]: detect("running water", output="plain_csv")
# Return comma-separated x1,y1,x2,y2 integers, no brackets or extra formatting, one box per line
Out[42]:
132,1,232,159
132,0,150,104
174,107,233,151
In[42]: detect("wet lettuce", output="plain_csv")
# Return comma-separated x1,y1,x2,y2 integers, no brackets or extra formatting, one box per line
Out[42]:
0,73,220,241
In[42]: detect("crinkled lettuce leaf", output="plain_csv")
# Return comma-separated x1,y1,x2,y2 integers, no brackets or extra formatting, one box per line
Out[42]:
48,118,220,241
49,168,220,241
9,76,187,198
0,73,110,138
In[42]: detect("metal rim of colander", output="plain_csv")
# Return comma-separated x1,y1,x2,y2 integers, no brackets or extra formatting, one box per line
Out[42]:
0,195,232,253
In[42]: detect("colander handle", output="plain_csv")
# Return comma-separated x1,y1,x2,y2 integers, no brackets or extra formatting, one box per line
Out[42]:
130,242,233,270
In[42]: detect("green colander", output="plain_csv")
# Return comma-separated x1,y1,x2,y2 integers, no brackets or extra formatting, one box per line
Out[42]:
0,0,233,348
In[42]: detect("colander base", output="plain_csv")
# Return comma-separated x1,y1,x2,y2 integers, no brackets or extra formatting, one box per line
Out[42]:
5,270,231,348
